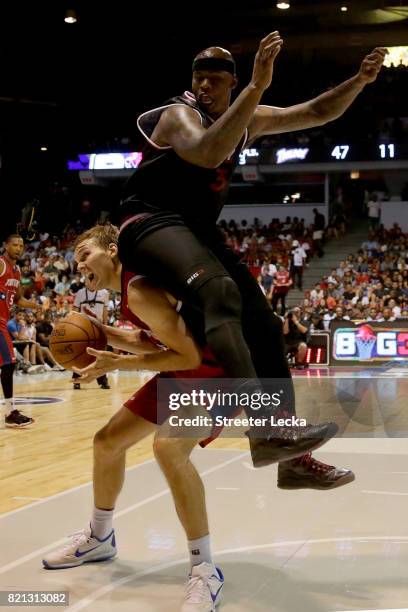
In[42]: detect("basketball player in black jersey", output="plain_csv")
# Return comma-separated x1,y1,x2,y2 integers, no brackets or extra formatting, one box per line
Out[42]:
118,31,387,482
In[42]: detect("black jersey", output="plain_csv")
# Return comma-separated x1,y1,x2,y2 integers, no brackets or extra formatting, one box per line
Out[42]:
121,91,248,230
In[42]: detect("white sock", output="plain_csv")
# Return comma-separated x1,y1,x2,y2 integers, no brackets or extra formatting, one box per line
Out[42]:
188,534,213,569
91,506,114,540
4,398,13,417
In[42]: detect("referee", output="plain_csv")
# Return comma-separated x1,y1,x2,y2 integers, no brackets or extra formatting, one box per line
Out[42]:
72,287,110,390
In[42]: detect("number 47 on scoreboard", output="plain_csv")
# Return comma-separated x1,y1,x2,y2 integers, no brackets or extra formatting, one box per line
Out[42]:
331,145,350,160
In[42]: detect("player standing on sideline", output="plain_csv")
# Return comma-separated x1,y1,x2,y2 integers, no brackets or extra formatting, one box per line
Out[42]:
118,31,387,473
0,235,37,427
72,286,111,389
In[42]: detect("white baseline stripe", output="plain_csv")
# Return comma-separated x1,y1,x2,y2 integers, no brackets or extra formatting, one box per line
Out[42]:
67,536,408,611
336,609,408,612
0,451,247,576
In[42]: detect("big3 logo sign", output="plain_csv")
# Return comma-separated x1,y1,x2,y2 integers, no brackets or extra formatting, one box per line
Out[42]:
333,322,408,362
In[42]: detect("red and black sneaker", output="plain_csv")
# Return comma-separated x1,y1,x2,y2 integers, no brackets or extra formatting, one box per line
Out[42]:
247,421,338,468
5,409,34,428
278,453,355,490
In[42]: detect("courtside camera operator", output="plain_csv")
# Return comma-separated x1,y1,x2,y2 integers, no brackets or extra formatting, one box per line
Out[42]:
283,306,309,369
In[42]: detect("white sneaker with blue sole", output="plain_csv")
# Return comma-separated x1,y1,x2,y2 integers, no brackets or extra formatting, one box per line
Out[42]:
182,562,224,611
42,526,116,569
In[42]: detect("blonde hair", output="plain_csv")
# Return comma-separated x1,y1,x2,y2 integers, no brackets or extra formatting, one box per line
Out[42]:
74,223,119,250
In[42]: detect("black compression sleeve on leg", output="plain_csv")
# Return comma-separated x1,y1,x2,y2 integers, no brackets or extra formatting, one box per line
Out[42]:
1,363,15,399
196,276,257,379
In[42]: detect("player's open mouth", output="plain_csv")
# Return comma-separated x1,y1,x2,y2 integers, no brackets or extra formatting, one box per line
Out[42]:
199,95,213,104
86,272,98,288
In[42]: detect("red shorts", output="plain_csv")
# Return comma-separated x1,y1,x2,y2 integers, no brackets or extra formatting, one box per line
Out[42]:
124,349,225,447
0,327,16,366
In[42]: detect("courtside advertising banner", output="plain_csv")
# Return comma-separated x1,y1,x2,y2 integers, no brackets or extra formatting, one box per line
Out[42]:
331,320,408,365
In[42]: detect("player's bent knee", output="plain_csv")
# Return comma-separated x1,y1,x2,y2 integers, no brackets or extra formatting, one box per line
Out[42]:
93,427,114,454
93,425,127,456
153,436,178,460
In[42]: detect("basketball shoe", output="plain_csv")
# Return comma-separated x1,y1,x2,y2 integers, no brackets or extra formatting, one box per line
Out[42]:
42,526,116,569
182,562,224,611
247,421,339,467
278,453,355,490
5,409,34,428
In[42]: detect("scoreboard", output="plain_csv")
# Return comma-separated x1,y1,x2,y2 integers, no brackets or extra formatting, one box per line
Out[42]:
239,143,408,166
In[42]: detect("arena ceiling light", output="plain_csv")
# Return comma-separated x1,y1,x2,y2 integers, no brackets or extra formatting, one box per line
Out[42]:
277,1,290,9
64,9,77,24
341,5,348,12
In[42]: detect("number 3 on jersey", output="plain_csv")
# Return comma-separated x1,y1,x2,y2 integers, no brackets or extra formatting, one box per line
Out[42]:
210,162,232,193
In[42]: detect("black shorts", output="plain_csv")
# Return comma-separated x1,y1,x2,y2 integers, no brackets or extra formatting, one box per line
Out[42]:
119,197,186,243
119,215,230,298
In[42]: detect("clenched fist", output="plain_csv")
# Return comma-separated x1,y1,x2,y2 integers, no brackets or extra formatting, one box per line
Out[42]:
357,47,388,84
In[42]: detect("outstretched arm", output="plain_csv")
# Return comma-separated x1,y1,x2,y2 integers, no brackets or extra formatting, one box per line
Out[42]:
248,47,388,139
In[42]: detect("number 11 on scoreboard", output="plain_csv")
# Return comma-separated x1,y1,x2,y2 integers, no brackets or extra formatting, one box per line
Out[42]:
379,144,395,159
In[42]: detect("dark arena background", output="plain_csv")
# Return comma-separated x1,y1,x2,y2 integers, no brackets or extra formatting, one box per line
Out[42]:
1,2,408,611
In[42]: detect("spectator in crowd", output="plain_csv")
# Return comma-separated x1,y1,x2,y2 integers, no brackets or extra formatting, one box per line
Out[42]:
54,274,72,297
70,273,85,294
329,307,350,328
366,307,379,321
7,310,34,365
312,208,326,258
259,259,276,295
35,311,54,348
271,264,291,315
378,306,395,322
290,240,307,291
25,311,63,370
283,307,309,369
309,313,324,332
310,283,325,306
367,193,381,230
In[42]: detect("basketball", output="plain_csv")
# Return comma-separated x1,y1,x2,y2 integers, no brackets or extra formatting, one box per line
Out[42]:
49,311,107,370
